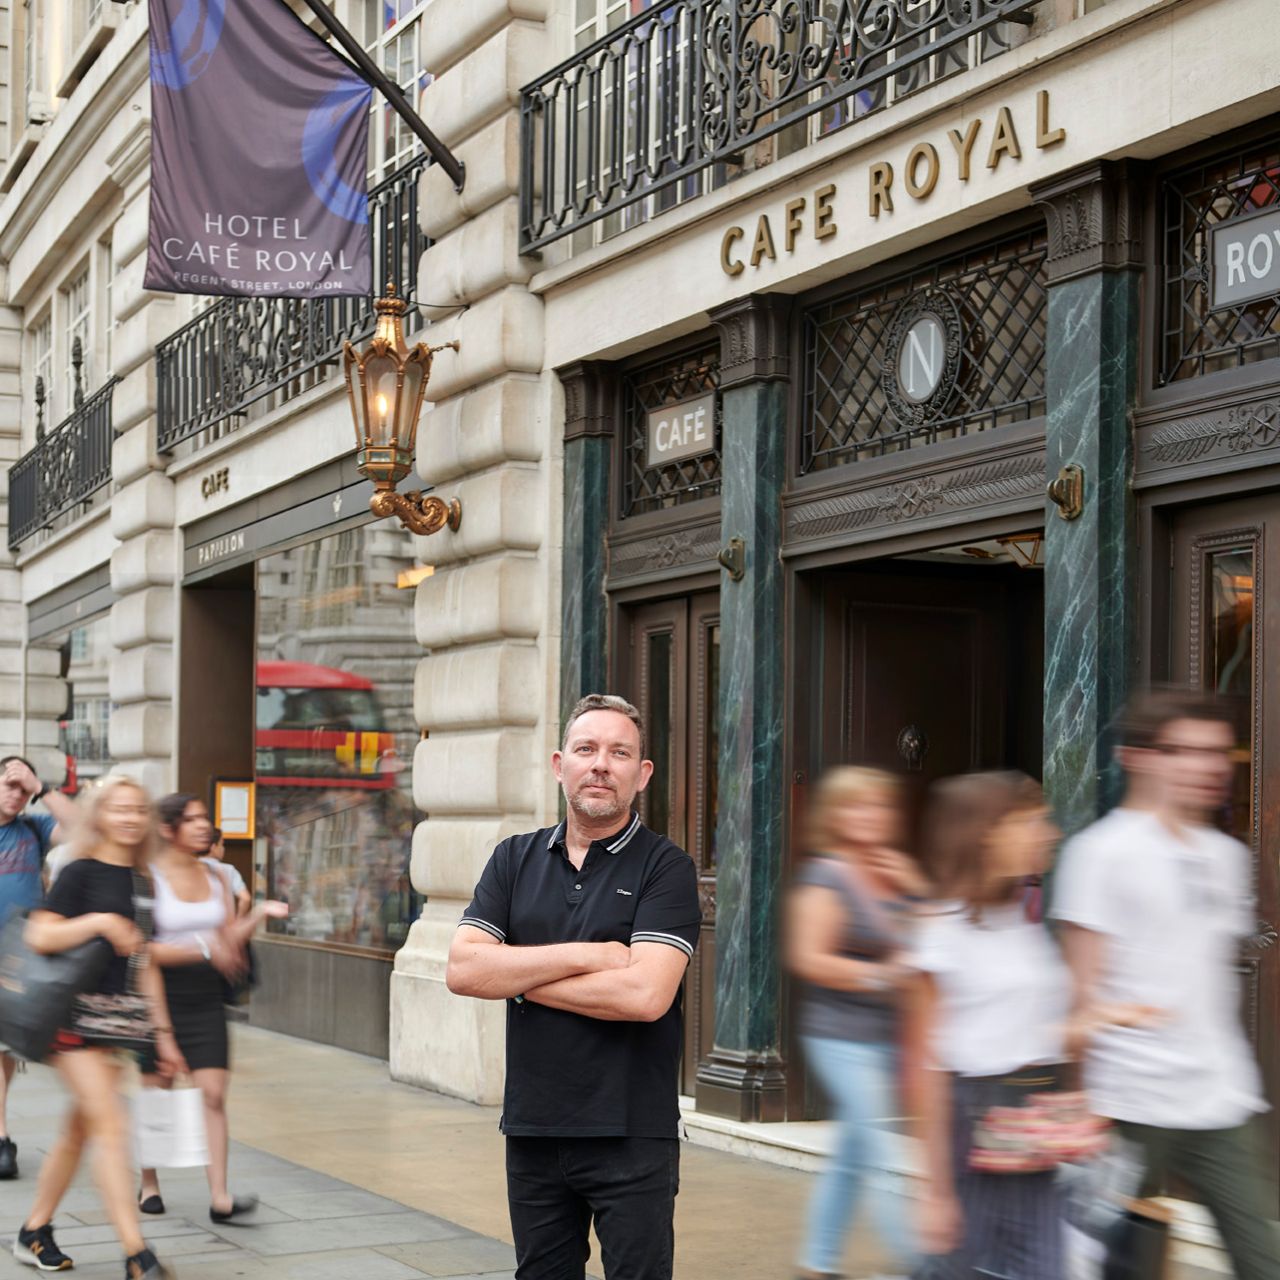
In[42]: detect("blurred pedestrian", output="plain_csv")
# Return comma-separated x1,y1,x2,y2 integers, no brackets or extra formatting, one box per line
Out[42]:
1054,689,1280,1278
138,794,277,1224
786,767,925,1280
202,827,250,917
906,771,1070,1279
0,756,76,1181
446,693,700,1280
14,774,181,1279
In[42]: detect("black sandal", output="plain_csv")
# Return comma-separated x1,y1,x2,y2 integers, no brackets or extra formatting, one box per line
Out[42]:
209,1194,258,1224
138,1192,165,1215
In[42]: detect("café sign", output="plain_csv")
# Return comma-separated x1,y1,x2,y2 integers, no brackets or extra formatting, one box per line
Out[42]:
1211,208,1280,310
647,393,716,469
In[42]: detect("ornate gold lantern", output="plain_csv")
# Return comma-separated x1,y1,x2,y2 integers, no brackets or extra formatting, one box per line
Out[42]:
342,282,461,536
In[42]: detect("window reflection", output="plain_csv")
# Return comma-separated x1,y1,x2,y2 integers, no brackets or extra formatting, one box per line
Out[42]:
1208,546,1254,840
28,614,114,794
646,631,673,838
256,524,424,952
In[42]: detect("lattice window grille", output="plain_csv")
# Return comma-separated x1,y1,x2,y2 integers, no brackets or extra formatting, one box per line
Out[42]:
802,229,1047,474
621,343,721,518
1161,138,1280,384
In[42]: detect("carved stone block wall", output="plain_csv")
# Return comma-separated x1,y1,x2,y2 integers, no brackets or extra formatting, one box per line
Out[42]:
390,6,554,1104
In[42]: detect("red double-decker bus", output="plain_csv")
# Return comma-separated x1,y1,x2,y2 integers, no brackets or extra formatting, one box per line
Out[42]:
255,660,398,790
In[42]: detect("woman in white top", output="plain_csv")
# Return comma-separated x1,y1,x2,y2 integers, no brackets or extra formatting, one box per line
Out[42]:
138,793,275,1225
905,772,1071,1280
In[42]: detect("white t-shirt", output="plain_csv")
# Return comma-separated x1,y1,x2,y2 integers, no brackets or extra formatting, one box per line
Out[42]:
1051,807,1266,1129
913,903,1070,1077
201,855,246,899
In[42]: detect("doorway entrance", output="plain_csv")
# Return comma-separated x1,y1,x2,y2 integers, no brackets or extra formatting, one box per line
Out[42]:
792,548,1045,1116
618,592,720,1096
1169,495,1280,1140
804,552,1045,798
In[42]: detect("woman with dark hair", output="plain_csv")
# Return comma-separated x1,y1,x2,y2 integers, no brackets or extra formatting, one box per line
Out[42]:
137,793,275,1224
15,775,180,1280
786,767,927,1280
906,771,1071,1279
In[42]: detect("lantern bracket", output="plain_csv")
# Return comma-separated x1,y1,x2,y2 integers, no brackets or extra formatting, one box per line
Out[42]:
369,489,462,537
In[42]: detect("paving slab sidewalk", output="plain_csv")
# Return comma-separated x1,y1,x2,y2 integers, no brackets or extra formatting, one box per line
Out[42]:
0,1026,1225,1279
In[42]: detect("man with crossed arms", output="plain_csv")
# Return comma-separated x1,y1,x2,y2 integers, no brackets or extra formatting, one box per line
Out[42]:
448,694,701,1280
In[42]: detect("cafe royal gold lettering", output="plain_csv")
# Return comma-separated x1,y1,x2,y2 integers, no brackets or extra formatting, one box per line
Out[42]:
721,183,840,275
721,91,1067,273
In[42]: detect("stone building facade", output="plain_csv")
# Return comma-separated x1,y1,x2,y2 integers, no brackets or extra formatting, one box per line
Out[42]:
3,11,1280,1254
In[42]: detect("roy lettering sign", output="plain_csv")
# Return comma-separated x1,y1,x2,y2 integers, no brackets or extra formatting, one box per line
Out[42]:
1211,208,1280,310
646,394,717,469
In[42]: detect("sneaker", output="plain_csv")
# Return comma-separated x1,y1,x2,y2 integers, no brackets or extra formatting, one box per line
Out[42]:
123,1247,171,1280
0,1137,17,1179
13,1224,73,1271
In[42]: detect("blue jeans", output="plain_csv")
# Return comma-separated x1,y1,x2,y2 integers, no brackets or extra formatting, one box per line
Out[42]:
800,1035,916,1276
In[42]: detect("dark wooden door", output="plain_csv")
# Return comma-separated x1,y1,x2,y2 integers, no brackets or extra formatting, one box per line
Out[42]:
622,593,720,1096
814,565,1041,805
1170,497,1280,1149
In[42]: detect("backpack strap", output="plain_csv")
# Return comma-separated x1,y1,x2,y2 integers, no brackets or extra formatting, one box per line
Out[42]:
18,815,49,859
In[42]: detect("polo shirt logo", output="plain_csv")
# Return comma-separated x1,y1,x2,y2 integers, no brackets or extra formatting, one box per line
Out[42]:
616,889,632,896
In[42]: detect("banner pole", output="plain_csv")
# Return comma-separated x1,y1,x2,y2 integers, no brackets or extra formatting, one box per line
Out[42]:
292,0,466,193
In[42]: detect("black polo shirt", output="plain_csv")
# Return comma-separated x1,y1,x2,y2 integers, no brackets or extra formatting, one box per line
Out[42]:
460,812,701,1138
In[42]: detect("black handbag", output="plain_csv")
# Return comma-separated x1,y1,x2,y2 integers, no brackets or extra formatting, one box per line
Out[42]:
0,911,111,1062
66,869,156,1055
1103,1201,1172,1280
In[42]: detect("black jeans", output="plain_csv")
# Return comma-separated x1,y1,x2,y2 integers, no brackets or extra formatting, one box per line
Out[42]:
506,1136,679,1280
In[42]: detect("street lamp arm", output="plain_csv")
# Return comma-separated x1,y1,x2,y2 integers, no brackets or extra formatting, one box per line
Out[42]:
369,489,462,538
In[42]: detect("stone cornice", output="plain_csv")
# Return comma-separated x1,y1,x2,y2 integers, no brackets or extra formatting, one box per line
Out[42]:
1030,158,1143,284
558,360,616,442
709,294,790,390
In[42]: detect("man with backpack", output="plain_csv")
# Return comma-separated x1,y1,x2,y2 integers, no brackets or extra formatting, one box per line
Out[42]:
0,755,75,1179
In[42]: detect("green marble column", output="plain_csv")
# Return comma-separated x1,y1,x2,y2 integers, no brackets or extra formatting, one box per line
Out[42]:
1033,162,1142,835
558,362,614,727
696,295,790,1122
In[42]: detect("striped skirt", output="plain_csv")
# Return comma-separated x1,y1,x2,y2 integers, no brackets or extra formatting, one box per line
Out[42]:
915,1072,1066,1280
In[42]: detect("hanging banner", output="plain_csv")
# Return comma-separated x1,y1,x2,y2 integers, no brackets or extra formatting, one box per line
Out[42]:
146,0,373,299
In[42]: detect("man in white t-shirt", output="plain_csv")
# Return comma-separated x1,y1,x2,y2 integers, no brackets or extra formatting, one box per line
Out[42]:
1053,688,1279,1279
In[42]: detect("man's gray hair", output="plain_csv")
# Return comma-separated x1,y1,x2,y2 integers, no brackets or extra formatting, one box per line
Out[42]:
561,694,646,756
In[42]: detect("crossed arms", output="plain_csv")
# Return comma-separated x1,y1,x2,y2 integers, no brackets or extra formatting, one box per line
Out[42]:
446,926,689,1023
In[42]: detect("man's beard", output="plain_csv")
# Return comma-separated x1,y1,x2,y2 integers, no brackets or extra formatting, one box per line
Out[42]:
568,783,626,821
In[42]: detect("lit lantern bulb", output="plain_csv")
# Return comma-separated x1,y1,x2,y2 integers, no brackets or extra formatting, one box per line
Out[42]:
375,393,388,423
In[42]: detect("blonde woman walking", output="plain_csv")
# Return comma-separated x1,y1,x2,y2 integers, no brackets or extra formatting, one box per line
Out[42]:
786,767,928,1280
14,775,181,1280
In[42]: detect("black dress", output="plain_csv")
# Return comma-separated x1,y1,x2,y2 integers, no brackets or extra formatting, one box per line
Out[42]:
152,865,231,1072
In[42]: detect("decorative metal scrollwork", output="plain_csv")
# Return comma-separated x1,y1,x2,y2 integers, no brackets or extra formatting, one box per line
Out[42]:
882,289,964,428
520,0,1044,253
8,379,119,550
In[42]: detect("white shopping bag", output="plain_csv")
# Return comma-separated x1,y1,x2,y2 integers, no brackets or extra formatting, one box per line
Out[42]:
133,1086,208,1169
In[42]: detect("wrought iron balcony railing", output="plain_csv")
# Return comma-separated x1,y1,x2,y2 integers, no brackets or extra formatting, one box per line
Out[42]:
156,153,428,453
7,375,118,551
520,0,1041,253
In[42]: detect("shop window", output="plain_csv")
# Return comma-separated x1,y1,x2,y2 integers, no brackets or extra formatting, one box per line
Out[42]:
620,340,721,518
1160,137,1280,384
63,265,91,409
801,227,1048,473
30,310,52,433
24,613,115,794
255,522,425,953
363,0,433,183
